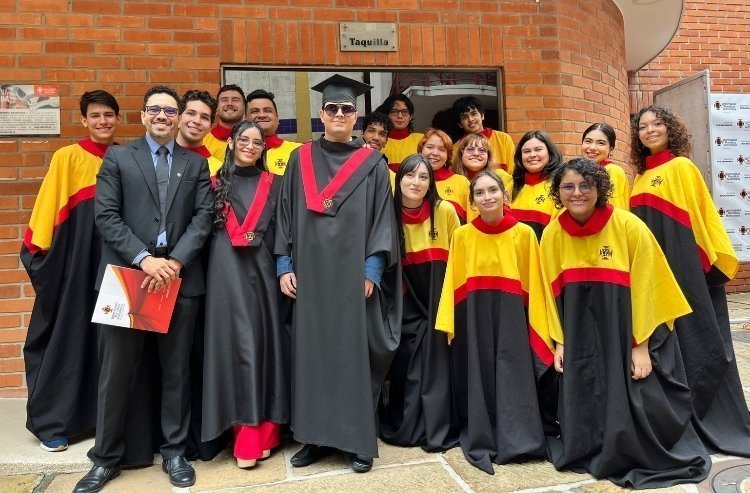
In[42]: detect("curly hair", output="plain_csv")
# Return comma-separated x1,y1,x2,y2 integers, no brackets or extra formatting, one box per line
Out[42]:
511,130,563,196
212,120,266,231
453,134,496,177
417,128,454,169
630,105,692,174
362,111,393,134
548,157,612,210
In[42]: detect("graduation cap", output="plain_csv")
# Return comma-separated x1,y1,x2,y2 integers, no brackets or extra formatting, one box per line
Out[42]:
311,74,372,105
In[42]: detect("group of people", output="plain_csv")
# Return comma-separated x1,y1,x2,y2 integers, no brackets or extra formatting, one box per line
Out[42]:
19,74,749,493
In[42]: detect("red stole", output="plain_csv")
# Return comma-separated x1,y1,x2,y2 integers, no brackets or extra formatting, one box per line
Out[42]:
299,143,373,213
223,171,275,246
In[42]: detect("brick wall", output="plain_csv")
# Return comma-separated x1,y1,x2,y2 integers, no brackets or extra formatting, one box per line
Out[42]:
0,0,629,395
628,0,750,293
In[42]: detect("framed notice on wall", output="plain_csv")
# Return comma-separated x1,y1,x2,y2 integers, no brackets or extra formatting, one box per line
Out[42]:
0,84,61,137
709,93,750,261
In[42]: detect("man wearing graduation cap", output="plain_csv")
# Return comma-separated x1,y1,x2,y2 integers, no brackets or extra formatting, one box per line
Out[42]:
275,74,401,473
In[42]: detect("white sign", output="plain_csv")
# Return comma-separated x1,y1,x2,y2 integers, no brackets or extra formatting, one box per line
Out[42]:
709,93,750,261
0,84,60,136
340,22,397,52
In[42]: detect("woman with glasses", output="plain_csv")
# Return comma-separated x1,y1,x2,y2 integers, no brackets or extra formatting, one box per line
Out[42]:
509,130,564,240
581,123,630,209
541,157,710,487
417,128,470,222
380,154,461,452
201,121,288,469
630,106,750,456
436,170,554,474
453,133,513,223
376,94,424,173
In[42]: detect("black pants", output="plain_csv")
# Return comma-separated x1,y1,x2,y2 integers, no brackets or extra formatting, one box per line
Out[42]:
91,295,198,466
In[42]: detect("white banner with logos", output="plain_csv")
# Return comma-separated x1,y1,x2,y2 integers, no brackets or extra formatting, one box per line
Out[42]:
709,94,750,261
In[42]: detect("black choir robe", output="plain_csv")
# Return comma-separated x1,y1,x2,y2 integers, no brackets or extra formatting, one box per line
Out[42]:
275,137,401,458
379,200,460,451
435,214,554,474
631,150,750,456
202,166,289,441
21,139,105,442
541,205,710,488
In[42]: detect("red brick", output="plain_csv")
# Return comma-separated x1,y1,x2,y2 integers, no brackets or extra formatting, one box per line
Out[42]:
0,343,21,358
18,26,68,40
71,0,120,13
3,41,42,53
46,41,94,53
0,357,25,372
96,15,144,28
0,374,24,389
219,5,266,18
0,328,26,343
0,13,41,25
123,2,171,15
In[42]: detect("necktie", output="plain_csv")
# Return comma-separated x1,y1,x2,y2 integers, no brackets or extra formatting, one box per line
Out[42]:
156,146,169,236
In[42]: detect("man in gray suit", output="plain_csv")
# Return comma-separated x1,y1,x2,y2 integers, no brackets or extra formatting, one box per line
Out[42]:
74,85,213,493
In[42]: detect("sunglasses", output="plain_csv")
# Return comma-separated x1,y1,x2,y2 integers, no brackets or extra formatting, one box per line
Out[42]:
145,105,179,117
323,103,356,117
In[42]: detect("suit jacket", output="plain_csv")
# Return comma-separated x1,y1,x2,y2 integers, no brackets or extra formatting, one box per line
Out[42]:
95,136,213,297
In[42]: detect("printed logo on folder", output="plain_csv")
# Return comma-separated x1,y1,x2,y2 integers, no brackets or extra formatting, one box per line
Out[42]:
92,264,180,333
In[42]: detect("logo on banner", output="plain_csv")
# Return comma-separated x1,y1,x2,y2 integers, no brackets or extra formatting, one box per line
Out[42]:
718,208,725,217
716,136,723,146
740,189,749,200
718,171,726,182
738,118,745,128
740,225,748,235
739,155,746,165
715,101,723,110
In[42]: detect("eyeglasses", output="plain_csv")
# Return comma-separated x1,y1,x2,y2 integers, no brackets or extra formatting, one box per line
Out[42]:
559,182,594,194
323,103,356,117
389,109,410,117
465,146,488,155
145,105,179,117
236,136,265,149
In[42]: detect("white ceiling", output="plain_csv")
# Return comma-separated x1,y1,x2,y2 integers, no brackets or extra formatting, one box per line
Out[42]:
612,0,685,71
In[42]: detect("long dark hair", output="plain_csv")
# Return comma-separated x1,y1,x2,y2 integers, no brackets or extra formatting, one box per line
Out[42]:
212,120,266,231
629,105,692,174
511,130,563,197
394,154,440,255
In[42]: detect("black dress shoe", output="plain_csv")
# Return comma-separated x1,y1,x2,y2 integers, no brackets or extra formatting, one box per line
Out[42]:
290,444,333,467
161,456,196,487
350,454,373,473
73,465,121,493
